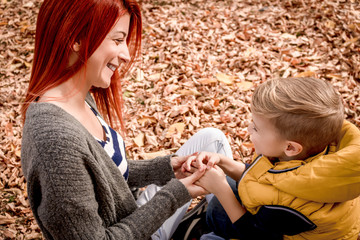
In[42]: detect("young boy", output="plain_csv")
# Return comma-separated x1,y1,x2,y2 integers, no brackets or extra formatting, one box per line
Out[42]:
185,77,360,239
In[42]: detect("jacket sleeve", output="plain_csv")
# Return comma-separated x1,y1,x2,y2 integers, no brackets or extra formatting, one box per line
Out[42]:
232,205,317,240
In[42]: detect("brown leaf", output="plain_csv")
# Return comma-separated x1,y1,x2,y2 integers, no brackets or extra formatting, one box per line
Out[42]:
325,74,342,80
136,68,144,82
133,132,145,147
198,78,217,85
147,73,161,81
294,71,316,78
344,37,359,47
5,122,14,136
166,123,185,138
178,89,201,96
3,228,16,238
164,84,179,96
0,215,16,224
236,81,253,91
140,148,177,160
242,142,254,150
216,72,235,85
145,133,158,146
325,20,336,29
138,117,157,125
153,63,168,70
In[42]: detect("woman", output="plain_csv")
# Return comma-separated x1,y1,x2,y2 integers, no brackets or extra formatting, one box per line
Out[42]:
21,0,233,239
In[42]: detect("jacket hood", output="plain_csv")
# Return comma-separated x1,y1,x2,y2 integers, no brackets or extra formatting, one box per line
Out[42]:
264,121,360,203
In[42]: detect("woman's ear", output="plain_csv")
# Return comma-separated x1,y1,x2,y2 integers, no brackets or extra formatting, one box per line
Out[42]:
72,42,81,52
284,141,303,157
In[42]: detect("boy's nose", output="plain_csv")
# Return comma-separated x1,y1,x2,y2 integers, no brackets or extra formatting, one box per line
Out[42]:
247,125,253,134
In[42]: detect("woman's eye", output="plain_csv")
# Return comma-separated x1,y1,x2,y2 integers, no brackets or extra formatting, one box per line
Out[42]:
114,39,124,45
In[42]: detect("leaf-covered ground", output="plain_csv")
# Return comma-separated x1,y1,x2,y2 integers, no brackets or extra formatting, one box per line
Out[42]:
1,0,359,238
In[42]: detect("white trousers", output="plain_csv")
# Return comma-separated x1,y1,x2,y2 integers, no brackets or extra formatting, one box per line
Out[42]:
136,128,233,240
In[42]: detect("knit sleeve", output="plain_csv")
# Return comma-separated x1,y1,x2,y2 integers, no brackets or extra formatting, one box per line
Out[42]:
127,155,175,188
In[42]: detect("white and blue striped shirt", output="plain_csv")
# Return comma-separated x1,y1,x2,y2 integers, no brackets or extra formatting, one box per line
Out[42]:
87,102,129,181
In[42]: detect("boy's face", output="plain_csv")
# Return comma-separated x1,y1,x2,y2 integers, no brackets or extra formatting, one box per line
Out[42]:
248,113,288,159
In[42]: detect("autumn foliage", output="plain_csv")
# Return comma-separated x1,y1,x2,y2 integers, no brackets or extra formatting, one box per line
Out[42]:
1,0,359,239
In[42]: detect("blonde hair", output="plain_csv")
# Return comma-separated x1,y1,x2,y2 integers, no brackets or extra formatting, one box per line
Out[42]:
251,77,344,156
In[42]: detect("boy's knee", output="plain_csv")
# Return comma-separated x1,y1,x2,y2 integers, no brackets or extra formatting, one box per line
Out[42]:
195,128,232,158
197,128,226,141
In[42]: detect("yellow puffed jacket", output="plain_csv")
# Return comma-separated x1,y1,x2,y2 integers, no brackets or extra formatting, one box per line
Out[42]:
238,121,360,240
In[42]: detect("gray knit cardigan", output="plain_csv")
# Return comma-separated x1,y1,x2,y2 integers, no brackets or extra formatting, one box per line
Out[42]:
21,95,191,240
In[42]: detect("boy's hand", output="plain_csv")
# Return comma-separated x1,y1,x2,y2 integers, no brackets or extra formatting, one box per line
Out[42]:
196,165,227,195
179,169,208,197
182,152,221,172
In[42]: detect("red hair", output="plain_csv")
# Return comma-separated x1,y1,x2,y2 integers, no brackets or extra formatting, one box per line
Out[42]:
21,0,142,132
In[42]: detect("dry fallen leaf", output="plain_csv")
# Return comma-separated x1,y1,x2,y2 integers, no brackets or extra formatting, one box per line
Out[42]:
153,63,169,70
236,81,253,91
166,123,185,138
325,74,342,80
147,73,161,81
135,68,144,82
145,133,158,146
242,142,254,149
138,117,157,125
0,215,16,225
164,84,179,96
294,71,316,78
198,78,217,85
133,132,145,147
216,72,236,85
178,89,201,96
140,148,177,160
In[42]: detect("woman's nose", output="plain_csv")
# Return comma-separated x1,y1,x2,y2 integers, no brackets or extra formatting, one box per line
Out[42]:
118,45,130,63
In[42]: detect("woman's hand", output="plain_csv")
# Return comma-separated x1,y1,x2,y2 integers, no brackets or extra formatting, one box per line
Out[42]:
181,152,221,173
171,153,197,179
196,165,227,195
179,169,208,198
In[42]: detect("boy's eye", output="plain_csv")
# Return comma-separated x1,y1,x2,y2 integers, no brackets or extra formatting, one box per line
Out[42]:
248,122,257,132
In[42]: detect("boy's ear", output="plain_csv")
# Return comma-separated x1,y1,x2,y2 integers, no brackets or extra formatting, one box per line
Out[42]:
284,141,303,157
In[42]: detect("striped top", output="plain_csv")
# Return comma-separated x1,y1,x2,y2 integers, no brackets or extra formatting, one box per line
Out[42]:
86,102,129,181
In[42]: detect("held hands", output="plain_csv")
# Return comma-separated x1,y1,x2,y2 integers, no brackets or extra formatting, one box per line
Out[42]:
171,153,198,179
171,153,208,197
181,151,221,173
171,152,227,197
180,152,229,195
174,152,227,195
179,169,208,198
195,165,227,195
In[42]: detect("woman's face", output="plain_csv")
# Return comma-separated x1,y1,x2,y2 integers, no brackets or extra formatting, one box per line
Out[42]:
86,13,131,89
